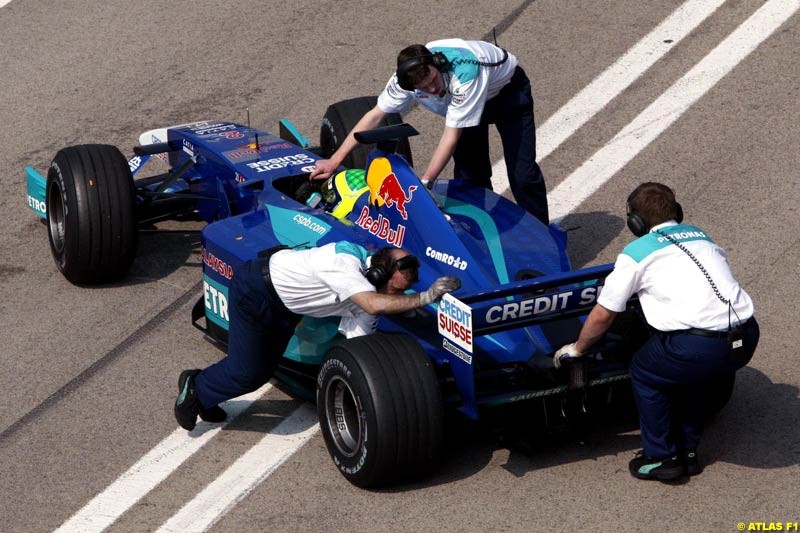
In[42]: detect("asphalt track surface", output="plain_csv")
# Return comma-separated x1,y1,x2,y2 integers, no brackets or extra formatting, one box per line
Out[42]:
1,0,799,531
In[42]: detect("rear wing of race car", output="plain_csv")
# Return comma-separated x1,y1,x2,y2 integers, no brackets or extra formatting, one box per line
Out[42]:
436,263,617,419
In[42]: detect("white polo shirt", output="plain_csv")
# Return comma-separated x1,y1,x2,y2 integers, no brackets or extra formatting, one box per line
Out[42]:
597,222,754,332
377,38,519,128
268,242,378,338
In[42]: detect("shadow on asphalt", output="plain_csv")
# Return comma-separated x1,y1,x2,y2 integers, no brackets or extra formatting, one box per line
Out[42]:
701,366,799,471
382,384,643,491
22,218,202,288
557,210,627,268
123,226,202,286
389,363,796,489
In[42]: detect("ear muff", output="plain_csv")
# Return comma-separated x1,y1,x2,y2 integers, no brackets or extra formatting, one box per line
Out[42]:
626,191,685,237
626,208,649,237
396,51,449,91
626,190,647,237
364,254,420,287
364,265,389,287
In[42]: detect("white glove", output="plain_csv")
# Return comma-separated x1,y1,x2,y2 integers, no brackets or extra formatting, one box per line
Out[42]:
420,276,461,306
553,342,583,369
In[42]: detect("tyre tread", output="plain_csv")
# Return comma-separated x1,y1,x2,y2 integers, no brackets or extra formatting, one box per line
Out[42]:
317,333,443,487
46,144,136,283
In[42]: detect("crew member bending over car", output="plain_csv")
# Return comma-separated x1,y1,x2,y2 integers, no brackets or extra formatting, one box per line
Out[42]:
309,38,549,225
175,242,461,431
554,182,759,481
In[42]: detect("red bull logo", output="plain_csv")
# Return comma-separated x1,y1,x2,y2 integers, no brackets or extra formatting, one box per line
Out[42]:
376,174,416,220
354,206,406,247
367,158,417,220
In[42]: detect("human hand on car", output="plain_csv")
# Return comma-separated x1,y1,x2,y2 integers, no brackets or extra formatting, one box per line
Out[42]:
309,159,338,181
553,342,583,369
420,276,461,306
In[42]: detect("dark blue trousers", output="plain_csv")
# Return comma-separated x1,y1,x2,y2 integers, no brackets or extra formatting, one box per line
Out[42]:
629,318,759,458
195,257,301,408
452,66,549,225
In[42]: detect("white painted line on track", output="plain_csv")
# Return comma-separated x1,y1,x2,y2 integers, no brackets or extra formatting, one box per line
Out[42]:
54,383,274,533
0,0,14,7
547,0,800,221
490,0,727,193
156,404,319,533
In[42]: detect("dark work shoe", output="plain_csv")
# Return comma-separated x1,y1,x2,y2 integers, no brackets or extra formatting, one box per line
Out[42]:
629,451,684,480
684,449,703,476
177,369,227,424
199,404,227,423
175,369,202,430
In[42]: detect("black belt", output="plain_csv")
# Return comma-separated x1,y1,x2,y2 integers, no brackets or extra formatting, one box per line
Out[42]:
259,245,290,304
670,316,754,338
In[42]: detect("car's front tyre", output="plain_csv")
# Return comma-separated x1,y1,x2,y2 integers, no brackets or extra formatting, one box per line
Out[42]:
46,144,137,284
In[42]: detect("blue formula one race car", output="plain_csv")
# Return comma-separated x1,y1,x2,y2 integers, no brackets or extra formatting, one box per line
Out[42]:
26,97,665,487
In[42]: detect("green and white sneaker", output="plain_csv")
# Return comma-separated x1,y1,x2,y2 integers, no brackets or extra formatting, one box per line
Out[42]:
628,451,684,480
175,369,226,430
684,449,703,476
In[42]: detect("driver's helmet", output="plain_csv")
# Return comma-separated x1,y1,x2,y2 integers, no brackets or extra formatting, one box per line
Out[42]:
321,169,369,220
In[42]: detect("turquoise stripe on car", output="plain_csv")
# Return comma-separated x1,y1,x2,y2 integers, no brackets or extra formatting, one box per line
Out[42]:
441,196,509,284
266,205,331,246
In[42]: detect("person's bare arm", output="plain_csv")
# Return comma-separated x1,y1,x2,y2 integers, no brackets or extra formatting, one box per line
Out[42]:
309,106,388,180
574,304,618,353
553,303,618,368
349,291,423,315
421,126,462,183
349,276,462,315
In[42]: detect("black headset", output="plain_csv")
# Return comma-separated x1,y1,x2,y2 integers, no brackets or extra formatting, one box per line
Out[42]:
396,52,450,91
626,190,684,237
364,254,420,287
396,48,509,91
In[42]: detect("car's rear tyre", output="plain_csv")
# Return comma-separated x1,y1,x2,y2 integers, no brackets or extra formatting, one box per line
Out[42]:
46,144,137,284
316,332,443,488
320,96,414,170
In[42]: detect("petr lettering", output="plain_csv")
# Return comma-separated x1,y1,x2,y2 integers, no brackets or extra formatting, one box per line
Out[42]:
204,280,229,322
28,195,46,214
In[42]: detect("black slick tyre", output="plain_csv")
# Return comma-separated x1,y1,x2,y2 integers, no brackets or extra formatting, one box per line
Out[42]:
46,144,137,284
320,96,413,169
316,333,443,488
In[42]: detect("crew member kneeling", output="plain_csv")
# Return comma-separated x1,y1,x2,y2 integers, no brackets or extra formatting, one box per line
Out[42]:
553,182,759,481
175,242,460,431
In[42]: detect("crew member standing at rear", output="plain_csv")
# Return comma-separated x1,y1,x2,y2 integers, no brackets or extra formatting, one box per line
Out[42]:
553,182,759,480
310,38,549,225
